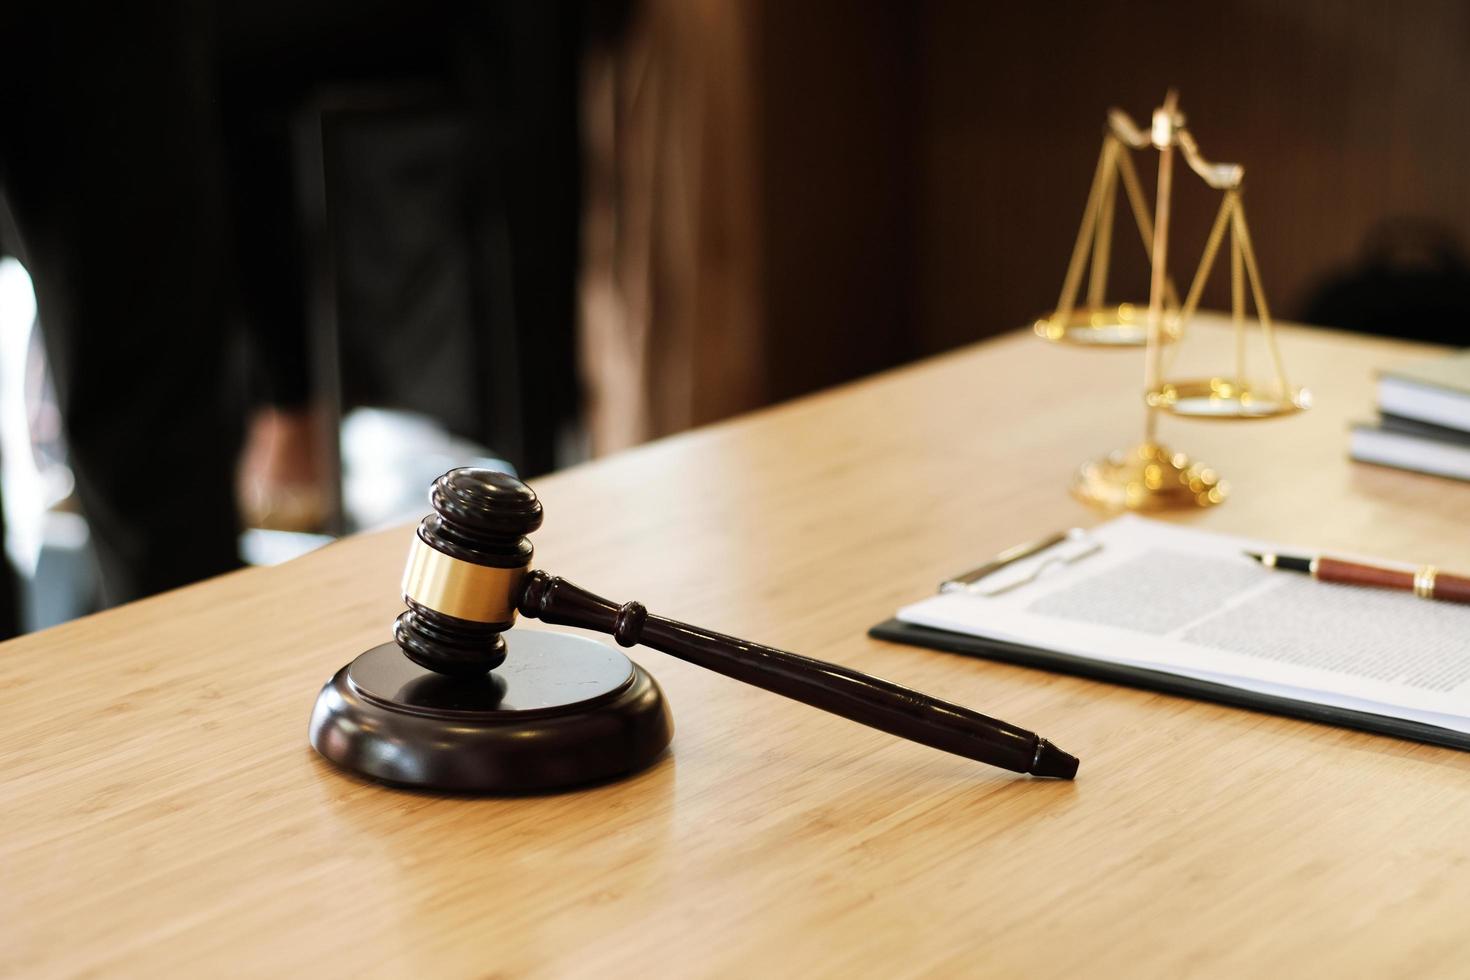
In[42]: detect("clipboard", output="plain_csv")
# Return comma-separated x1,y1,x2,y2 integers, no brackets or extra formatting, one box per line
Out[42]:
869,526,1470,753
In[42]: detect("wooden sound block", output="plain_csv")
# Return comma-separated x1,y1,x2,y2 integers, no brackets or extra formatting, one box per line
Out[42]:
309,632,672,793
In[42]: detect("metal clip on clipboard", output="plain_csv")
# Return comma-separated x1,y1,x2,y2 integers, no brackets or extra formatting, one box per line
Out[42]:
939,529,1103,598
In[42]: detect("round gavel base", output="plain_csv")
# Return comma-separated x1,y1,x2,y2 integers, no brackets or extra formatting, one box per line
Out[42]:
309,632,672,793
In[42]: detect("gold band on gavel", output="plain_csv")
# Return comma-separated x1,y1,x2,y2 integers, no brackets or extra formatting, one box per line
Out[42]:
401,536,526,624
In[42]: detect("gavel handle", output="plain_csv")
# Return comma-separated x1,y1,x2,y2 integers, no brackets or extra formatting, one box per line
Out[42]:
518,571,1077,778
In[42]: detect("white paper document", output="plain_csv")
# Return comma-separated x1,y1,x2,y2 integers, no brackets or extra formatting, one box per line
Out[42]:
899,516,1470,733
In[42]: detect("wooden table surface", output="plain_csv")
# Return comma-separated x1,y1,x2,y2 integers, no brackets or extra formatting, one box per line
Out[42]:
5,316,1469,978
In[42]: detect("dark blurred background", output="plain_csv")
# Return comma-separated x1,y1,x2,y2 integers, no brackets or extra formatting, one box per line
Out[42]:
0,0,1467,634
755,0,1470,390
582,0,1470,440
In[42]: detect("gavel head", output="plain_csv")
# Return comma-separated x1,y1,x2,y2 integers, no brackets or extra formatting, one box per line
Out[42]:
393,468,542,677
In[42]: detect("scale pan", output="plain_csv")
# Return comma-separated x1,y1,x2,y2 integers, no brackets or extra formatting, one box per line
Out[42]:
1148,378,1311,420
1033,304,1177,347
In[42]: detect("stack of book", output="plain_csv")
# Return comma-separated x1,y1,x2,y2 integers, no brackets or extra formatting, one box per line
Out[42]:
1351,350,1470,482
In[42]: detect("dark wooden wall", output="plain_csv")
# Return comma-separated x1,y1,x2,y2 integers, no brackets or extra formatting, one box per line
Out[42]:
752,0,1470,403
758,1,920,401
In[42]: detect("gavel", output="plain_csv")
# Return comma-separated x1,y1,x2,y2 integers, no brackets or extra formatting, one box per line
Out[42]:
310,468,1078,792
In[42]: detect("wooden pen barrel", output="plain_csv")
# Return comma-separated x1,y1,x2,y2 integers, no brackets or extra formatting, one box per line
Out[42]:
1316,558,1470,604
1314,558,1413,590
1427,571,1470,603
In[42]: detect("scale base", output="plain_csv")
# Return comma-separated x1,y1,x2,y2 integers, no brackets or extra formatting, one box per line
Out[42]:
309,632,672,793
1072,441,1226,511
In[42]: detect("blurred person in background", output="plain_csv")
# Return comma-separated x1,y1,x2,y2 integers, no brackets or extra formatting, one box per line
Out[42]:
0,2,583,637
0,3,242,622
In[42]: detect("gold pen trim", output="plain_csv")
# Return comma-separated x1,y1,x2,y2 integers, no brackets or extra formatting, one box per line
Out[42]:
401,536,526,624
1414,565,1438,599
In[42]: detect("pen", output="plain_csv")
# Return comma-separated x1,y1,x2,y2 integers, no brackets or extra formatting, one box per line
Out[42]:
1245,551,1470,605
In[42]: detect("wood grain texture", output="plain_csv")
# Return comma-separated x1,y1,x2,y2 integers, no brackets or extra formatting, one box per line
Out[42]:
4,315,1469,978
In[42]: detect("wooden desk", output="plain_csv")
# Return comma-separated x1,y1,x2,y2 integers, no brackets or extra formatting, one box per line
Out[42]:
5,317,1469,976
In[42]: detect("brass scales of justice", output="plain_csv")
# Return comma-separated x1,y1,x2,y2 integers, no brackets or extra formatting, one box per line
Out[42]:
1034,91,1310,510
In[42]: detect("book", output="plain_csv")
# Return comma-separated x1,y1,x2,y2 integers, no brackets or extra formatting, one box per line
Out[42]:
870,516,1470,750
1350,413,1470,482
1378,349,1470,432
